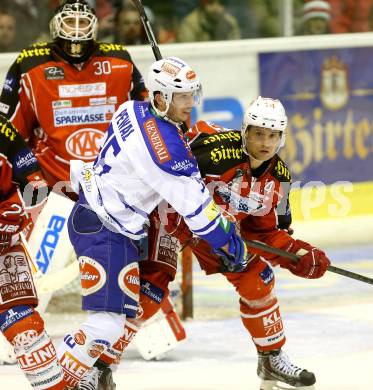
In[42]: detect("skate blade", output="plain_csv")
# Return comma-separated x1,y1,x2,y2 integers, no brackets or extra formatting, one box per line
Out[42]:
260,380,316,390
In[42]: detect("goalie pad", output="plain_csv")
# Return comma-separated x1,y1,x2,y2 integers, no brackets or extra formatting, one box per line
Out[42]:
27,191,75,312
134,296,186,361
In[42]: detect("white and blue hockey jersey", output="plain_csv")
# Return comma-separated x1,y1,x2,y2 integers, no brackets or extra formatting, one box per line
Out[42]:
70,101,233,248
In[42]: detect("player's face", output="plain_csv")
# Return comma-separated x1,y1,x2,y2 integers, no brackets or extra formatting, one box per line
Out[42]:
62,13,91,38
245,126,281,161
167,92,195,123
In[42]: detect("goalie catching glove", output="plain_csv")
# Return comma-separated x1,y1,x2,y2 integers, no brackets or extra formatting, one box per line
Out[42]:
278,239,330,279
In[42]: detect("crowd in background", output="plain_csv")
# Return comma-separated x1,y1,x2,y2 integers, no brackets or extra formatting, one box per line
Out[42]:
1,0,373,53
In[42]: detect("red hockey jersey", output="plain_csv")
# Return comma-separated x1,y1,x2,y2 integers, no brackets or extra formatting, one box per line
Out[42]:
185,120,295,265
0,42,146,187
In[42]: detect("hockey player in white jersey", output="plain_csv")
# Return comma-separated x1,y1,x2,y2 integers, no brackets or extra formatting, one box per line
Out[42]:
56,56,253,388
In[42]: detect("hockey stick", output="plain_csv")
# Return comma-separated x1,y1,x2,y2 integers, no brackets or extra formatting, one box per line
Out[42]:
246,239,373,286
131,0,161,60
131,0,190,134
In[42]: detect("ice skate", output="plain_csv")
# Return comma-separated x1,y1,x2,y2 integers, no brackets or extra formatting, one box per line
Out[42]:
258,349,316,390
78,360,116,390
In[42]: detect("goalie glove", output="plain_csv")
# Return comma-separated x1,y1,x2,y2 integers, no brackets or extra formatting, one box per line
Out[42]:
214,230,255,273
279,239,330,279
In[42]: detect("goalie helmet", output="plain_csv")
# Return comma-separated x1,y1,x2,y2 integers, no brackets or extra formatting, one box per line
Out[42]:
147,57,202,117
241,96,287,155
50,0,98,63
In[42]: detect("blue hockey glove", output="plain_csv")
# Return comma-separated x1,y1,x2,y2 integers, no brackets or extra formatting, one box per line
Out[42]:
214,230,253,273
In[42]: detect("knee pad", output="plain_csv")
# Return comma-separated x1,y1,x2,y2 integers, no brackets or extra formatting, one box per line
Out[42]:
137,274,170,323
227,259,275,304
0,305,44,345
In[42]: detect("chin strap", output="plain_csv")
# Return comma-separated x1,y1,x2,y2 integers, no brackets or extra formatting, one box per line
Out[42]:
149,101,181,127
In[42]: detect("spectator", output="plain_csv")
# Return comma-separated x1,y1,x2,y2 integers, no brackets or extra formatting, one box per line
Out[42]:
113,3,148,45
329,0,373,33
0,9,17,52
177,0,241,42
298,0,331,35
95,0,115,39
1,0,44,49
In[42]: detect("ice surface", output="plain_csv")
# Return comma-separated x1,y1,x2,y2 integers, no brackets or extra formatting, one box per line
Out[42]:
2,217,373,389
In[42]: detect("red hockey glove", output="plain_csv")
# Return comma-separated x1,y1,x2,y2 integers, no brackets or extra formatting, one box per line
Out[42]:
278,239,330,279
0,217,21,255
0,205,28,255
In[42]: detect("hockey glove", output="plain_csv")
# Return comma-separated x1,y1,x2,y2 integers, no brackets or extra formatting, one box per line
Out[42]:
279,239,330,279
0,205,28,256
0,216,22,255
214,231,254,273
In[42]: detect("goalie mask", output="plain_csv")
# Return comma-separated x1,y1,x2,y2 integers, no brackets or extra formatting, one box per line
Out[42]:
241,96,287,156
146,57,202,118
50,0,98,63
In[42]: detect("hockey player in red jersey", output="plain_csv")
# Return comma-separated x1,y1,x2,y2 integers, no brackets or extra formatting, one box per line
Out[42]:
0,0,147,190
97,97,330,390
0,114,69,389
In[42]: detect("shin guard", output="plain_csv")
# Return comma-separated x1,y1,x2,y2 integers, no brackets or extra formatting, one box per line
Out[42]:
57,311,126,388
240,298,285,351
1,306,65,389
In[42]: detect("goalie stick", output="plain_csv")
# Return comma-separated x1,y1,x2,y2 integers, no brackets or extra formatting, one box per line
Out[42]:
247,239,373,286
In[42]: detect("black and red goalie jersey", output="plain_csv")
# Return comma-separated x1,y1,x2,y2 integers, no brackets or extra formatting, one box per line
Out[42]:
0,42,147,187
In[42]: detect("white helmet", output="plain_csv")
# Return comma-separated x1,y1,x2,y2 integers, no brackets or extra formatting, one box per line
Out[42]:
241,96,287,155
50,0,97,62
147,57,202,117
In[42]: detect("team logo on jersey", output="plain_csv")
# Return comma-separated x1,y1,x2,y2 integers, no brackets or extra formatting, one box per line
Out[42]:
44,66,65,80
143,119,171,163
118,263,140,301
59,82,106,98
66,128,105,159
54,105,114,127
79,256,107,296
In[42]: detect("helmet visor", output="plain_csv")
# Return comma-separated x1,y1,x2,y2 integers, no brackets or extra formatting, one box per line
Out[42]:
172,85,203,106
